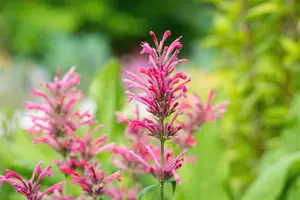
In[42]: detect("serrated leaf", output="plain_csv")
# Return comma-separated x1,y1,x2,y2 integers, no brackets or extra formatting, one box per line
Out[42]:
166,178,177,194
138,184,159,200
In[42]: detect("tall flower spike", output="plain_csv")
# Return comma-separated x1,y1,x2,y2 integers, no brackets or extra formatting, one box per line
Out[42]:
129,146,187,184
26,67,96,156
124,30,190,141
0,162,64,200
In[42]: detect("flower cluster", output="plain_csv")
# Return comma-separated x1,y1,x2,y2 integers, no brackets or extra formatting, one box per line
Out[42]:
25,68,123,199
26,67,95,157
0,162,64,200
124,30,190,141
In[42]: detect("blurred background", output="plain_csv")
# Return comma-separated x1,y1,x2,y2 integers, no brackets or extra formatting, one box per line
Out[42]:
0,0,299,199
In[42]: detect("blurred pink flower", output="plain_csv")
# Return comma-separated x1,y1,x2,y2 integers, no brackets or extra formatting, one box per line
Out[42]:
180,90,229,134
116,105,151,144
119,51,149,83
70,125,115,161
104,184,140,200
46,190,75,200
55,125,115,177
0,162,64,200
174,132,196,148
26,67,96,156
114,107,152,177
174,90,228,148
112,145,148,174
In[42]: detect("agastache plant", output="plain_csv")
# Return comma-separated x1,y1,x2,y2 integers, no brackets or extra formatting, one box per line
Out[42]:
0,30,228,200
0,68,124,200
124,30,190,199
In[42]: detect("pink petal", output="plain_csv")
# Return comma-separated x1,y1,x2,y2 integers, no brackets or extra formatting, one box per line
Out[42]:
104,171,122,184
172,170,182,184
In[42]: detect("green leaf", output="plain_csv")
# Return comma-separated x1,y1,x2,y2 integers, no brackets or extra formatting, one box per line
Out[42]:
166,178,177,194
246,2,282,19
279,37,298,54
138,184,159,200
89,58,125,139
285,176,300,200
174,123,230,200
242,153,300,200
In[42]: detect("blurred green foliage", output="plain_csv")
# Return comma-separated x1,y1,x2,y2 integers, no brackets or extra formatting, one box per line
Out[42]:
89,58,125,140
0,0,212,90
201,0,300,199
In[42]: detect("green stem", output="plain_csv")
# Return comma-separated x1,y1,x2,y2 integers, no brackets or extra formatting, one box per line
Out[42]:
160,140,165,200
64,174,68,194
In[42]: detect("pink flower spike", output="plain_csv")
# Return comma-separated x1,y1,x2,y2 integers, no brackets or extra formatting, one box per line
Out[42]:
27,67,95,156
125,31,190,140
